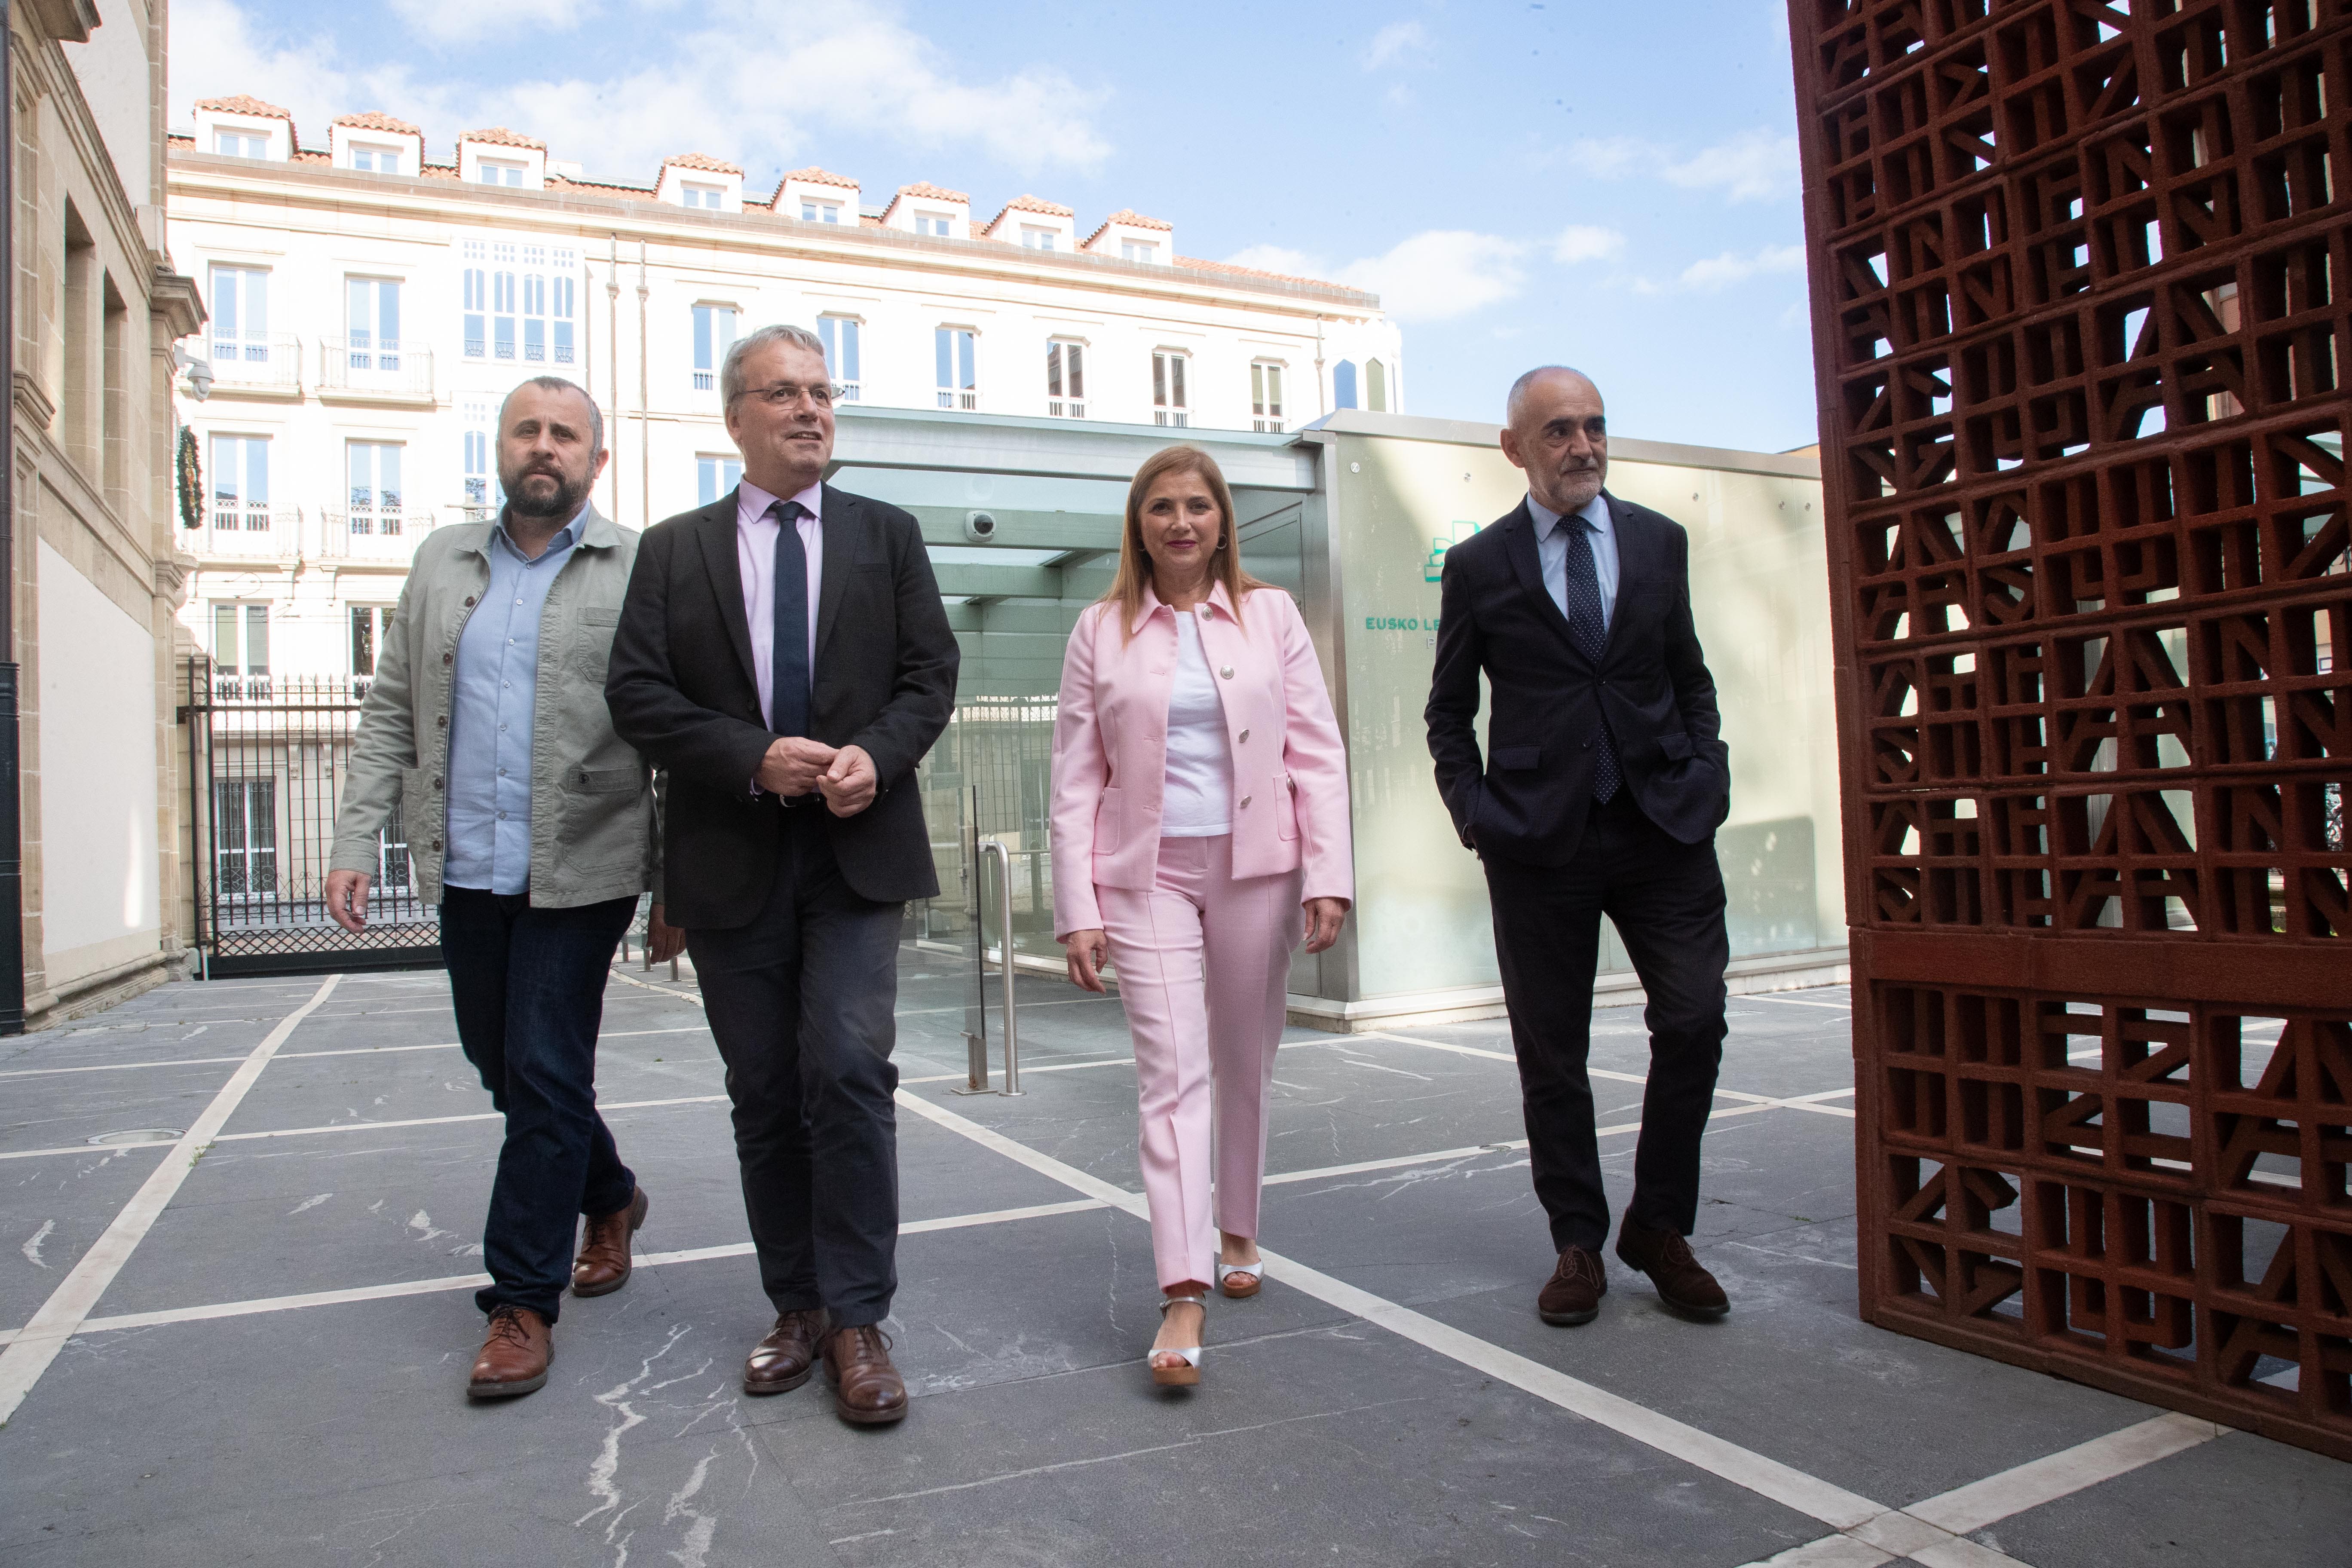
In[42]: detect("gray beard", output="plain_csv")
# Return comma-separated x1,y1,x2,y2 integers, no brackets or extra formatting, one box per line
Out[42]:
503,469,588,521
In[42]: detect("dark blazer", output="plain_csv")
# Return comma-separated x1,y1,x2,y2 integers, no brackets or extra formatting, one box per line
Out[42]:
1425,491,1729,866
605,484,959,925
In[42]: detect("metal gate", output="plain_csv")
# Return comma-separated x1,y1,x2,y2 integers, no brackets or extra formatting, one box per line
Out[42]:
182,660,441,977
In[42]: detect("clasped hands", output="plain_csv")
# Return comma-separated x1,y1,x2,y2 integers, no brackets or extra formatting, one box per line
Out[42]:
758,735,877,817
1063,896,1350,992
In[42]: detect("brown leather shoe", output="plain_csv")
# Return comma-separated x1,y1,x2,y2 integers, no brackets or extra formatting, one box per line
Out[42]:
1537,1245,1608,1326
1616,1215,1730,1319
823,1325,908,1426
573,1186,650,1298
467,1305,551,1398
744,1308,827,1396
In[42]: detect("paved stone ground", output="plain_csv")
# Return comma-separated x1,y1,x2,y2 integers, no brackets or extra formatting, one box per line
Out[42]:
0,953,2343,1567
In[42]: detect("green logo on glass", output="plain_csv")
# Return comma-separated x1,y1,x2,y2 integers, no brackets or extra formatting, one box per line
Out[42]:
1424,521,1482,583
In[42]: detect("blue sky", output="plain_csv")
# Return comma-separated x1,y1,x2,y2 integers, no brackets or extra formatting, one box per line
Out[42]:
177,0,1819,452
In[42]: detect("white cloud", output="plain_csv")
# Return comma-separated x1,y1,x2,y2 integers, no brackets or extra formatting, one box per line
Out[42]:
1223,245,1320,277
1660,129,1799,202
1555,135,1654,179
172,0,1114,180
1678,243,1806,291
1363,20,1428,70
1337,230,1528,322
1552,224,1625,264
390,0,578,42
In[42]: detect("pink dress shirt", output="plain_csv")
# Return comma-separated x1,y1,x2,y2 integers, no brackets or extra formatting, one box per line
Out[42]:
734,477,824,728
1050,581,1353,940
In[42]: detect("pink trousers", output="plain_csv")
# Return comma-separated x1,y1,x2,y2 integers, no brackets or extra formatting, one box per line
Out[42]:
1097,835,1303,1292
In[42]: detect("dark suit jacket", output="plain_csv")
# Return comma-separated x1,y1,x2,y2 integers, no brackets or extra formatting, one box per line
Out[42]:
605,484,959,925
1424,491,1729,866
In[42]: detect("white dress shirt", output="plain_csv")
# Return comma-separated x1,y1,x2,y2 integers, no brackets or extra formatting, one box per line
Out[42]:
1528,490,1618,634
1160,608,1234,836
735,477,824,728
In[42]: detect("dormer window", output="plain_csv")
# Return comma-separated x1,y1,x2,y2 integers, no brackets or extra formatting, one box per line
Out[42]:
1021,227,1057,251
476,159,526,187
915,212,954,238
214,130,269,159
1121,240,1158,263
801,200,842,223
682,182,725,210
348,142,400,172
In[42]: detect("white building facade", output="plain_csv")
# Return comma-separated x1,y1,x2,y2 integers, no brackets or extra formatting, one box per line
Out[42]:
165,97,1403,689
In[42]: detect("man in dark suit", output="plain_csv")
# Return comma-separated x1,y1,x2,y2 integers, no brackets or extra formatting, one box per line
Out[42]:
1425,365,1734,1328
606,323,957,1425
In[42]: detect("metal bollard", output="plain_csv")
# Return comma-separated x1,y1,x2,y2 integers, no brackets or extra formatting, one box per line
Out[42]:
975,838,1022,1096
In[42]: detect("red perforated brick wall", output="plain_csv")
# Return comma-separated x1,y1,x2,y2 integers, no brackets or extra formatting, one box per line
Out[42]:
1788,0,2351,1459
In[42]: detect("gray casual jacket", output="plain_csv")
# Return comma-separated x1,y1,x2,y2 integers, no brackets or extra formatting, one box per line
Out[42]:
330,506,659,907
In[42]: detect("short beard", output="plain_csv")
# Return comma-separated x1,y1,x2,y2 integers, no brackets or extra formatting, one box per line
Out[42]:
502,466,588,521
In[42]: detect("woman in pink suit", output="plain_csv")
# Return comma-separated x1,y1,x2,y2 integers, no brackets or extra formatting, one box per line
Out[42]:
1051,444,1353,1387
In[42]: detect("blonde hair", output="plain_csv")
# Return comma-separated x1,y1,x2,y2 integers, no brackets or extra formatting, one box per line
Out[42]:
1102,444,1268,638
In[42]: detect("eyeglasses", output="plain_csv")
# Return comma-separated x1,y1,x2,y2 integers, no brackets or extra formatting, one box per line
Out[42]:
731,381,840,410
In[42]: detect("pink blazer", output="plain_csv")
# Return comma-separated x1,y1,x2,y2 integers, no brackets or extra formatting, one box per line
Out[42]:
1050,581,1353,940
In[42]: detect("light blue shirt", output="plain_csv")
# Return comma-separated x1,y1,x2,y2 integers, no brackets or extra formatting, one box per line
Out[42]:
444,507,585,894
1529,490,1618,634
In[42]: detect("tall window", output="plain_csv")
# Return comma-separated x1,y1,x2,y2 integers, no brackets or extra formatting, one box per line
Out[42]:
210,603,270,700
935,328,977,410
492,242,518,360
348,142,399,172
213,129,268,158
682,182,724,209
464,431,497,511
1252,362,1285,433
1121,239,1158,263
208,434,270,529
1047,340,1085,418
818,315,861,401
915,211,953,237
351,605,396,676
692,305,737,391
462,241,488,358
801,199,842,223
697,455,744,506
347,441,404,536
213,780,278,894
1367,358,1390,413
208,265,270,365
1153,351,1189,427
477,158,525,187
346,277,401,371
1020,226,1057,251
1334,359,1359,410
550,252,576,364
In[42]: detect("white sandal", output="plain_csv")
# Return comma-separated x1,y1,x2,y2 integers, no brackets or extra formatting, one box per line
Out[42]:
1216,1258,1264,1298
1149,1294,1205,1387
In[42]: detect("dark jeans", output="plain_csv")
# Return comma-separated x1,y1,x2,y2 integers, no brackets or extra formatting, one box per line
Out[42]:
441,887,639,1322
1482,790,1730,1253
687,809,905,1328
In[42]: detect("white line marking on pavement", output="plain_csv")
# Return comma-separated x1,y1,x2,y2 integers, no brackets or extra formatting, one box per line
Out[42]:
0,1024,713,1082
0,1198,1112,1345
0,974,343,1425
0,1054,253,1080
209,1094,730,1144
1743,995,1853,1012
1903,1412,2222,1535
0,1141,178,1164
1264,1141,1531,1186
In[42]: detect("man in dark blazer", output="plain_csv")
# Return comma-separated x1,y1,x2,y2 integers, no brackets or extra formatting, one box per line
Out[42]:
606,323,957,1426
1425,365,1734,1329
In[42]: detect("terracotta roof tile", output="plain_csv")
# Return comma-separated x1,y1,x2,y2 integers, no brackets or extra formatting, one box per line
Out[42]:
333,111,422,136
895,181,968,203
1101,208,1172,231
459,126,546,150
196,94,292,120
662,152,742,175
777,166,858,190
998,193,1073,217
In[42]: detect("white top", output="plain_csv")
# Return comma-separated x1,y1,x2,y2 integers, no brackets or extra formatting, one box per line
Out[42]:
1160,608,1233,837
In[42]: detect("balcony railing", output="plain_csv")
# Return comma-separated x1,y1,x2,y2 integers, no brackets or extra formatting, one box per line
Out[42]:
1047,400,1086,418
206,334,302,391
318,337,435,398
937,389,979,410
321,511,436,560
193,507,303,559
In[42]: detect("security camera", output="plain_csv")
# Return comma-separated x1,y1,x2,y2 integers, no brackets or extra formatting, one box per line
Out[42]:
963,510,998,542
174,343,214,401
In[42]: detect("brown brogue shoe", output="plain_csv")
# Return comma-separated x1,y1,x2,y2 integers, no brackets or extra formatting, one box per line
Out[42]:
1616,1215,1730,1319
573,1186,650,1298
467,1305,551,1398
743,1308,827,1396
823,1325,908,1426
1537,1245,1608,1326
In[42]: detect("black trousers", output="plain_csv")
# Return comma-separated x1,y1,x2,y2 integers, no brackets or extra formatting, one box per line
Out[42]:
440,888,639,1323
686,808,905,1327
1482,790,1730,1254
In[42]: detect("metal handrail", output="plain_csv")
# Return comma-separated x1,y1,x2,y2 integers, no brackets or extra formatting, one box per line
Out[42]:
969,837,1022,1095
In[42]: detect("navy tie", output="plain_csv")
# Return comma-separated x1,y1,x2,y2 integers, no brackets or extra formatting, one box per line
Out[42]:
1560,516,1622,805
769,500,810,740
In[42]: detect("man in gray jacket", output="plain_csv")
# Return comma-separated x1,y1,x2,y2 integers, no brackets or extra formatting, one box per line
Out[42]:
326,376,675,1400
